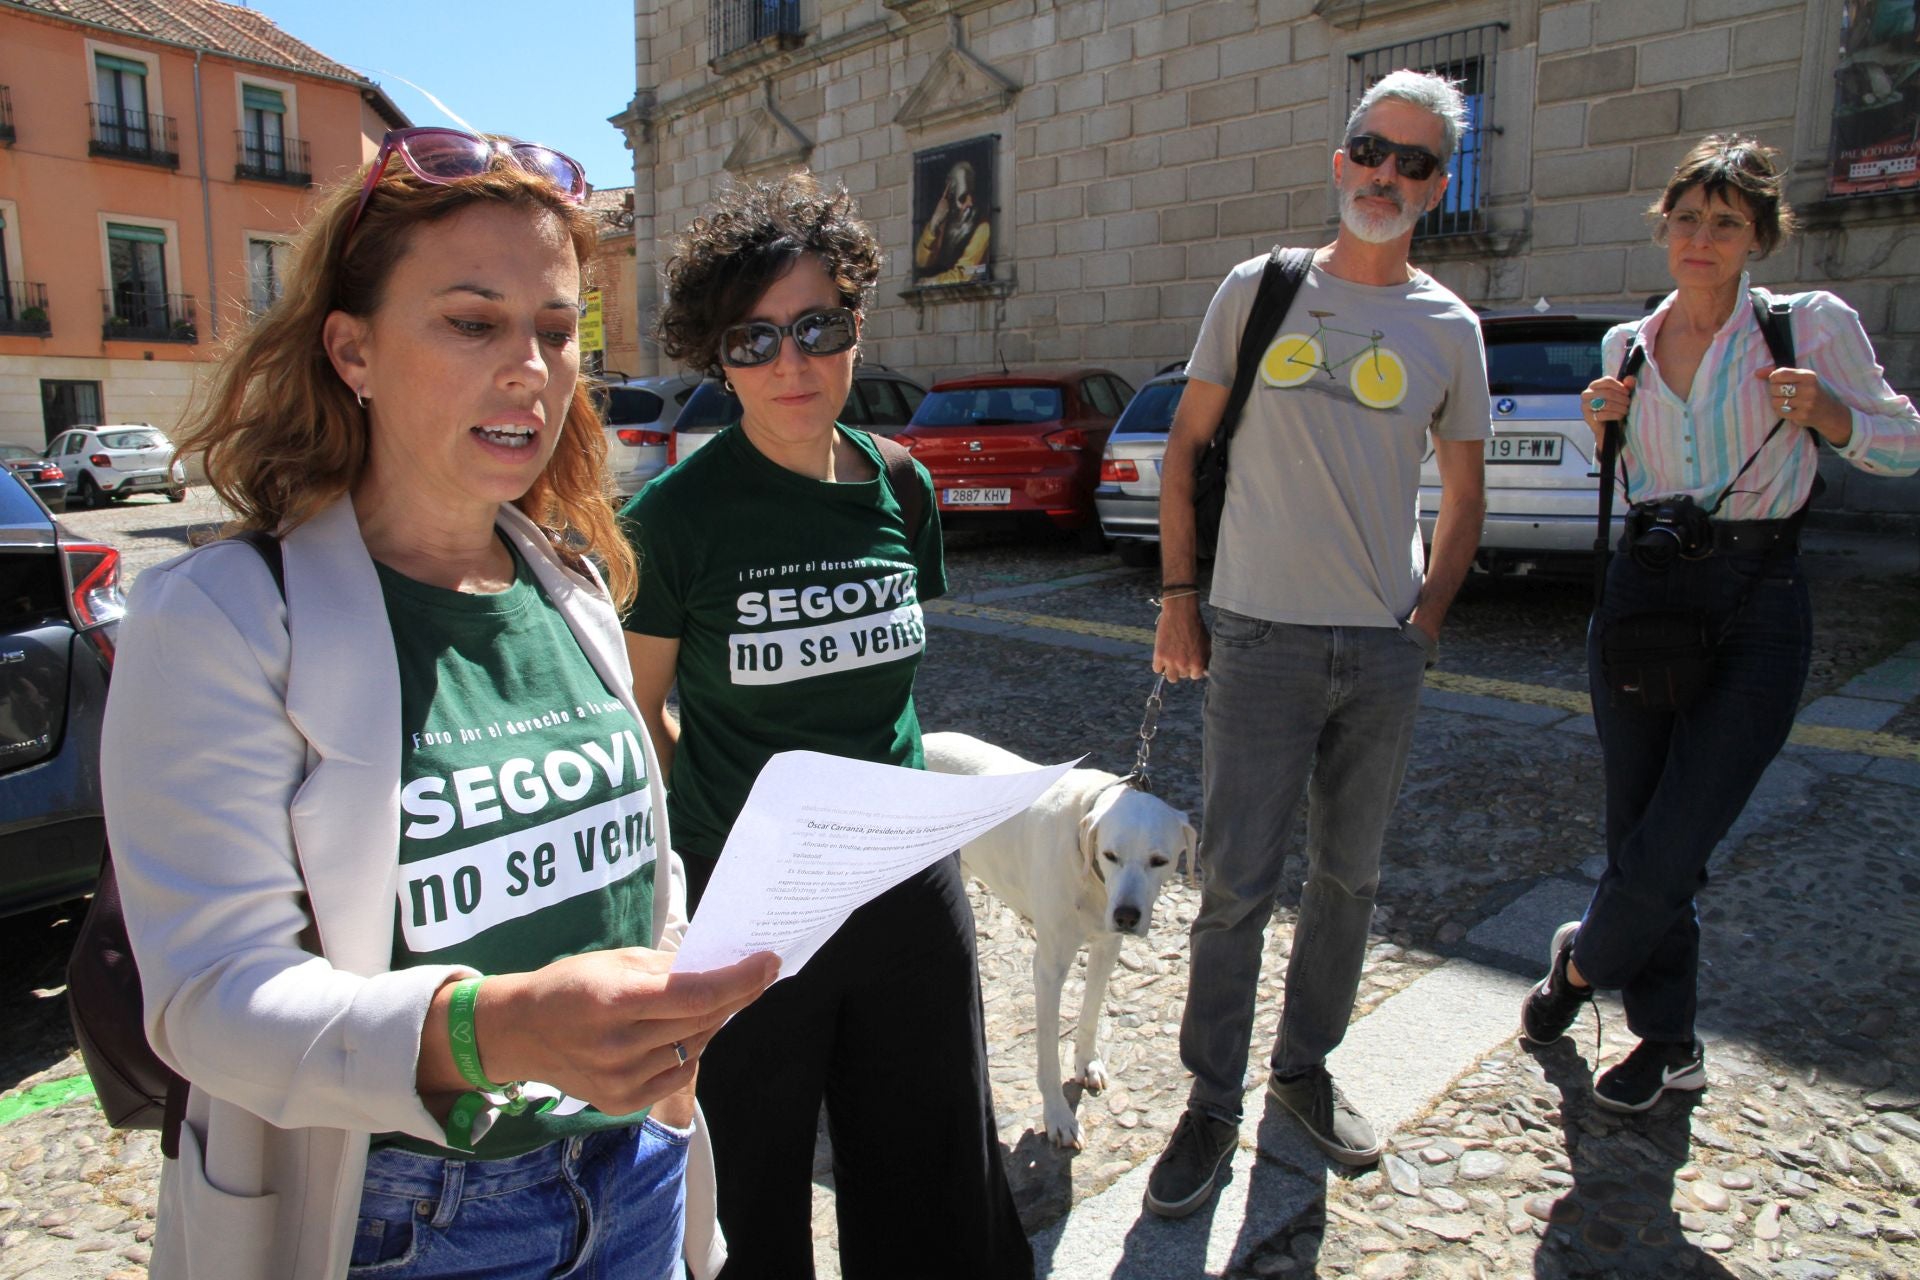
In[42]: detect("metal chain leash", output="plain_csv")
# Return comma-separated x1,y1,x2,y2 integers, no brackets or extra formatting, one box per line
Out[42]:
1122,674,1165,794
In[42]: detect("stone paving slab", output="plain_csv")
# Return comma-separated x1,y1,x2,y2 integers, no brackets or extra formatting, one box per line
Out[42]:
1796,695,1904,732
1031,961,1535,1278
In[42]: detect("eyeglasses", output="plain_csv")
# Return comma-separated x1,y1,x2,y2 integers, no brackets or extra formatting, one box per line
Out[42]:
719,308,859,368
1344,133,1443,182
1659,208,1754,244
344,128,588,242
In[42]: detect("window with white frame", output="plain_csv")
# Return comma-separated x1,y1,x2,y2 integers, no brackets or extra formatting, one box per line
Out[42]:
242,85,287,174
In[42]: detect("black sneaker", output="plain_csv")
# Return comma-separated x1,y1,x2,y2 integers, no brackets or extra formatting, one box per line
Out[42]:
1594,1038,1705,1113
1144,1108,1239,1217
1520,921,1592,1045
1266,1065,1382,1167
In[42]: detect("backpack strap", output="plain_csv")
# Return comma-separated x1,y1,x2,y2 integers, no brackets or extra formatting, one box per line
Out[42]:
871,435,925,544
1214,246,1314,461
233,528,285,598
1751,290,1795,370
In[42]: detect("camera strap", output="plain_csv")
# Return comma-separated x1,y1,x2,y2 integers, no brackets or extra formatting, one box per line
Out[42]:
1595,293,1803,609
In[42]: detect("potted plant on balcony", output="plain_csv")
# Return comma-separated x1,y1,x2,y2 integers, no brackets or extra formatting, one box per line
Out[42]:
19,305,48,329
170,318,196,341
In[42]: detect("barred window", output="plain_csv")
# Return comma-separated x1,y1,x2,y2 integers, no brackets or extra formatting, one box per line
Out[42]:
710,0,805,60
1348,24,1504,239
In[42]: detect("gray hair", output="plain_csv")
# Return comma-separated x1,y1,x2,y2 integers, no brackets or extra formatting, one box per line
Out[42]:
1344,69,1469,165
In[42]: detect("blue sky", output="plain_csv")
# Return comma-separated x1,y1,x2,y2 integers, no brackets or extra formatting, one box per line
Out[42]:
258,1,641,192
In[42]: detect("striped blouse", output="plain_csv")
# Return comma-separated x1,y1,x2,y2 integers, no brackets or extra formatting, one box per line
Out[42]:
1601,275,1920,521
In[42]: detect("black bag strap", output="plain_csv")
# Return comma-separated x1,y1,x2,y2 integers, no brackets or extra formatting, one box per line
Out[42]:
872,434,924,544
1593,339,1648,609
1752,290,1795,370
233,528,285,597
1212,246,1314,465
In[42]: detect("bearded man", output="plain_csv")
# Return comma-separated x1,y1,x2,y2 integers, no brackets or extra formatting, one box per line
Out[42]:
1143,69,1490,1217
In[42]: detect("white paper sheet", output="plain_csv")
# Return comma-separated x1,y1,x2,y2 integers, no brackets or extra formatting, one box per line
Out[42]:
673,749,1077,977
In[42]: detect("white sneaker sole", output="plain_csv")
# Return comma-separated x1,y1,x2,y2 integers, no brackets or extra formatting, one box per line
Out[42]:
1592,1060,1707,1113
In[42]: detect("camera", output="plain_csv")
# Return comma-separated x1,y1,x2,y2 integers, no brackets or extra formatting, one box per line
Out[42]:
1627,495,1712,570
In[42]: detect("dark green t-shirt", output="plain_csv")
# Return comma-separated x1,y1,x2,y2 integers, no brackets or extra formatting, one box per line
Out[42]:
376,543,658,1158
621,426,945,904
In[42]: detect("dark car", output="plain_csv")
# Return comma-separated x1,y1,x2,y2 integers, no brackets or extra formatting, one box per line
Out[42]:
0,443,68,512
667,365,929,469
894,367,1134,548
1093,362,1188,566
0,469,124,915
1417,305,1646,571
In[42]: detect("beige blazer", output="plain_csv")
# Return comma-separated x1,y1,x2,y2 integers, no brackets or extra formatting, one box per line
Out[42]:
100,495,723,1280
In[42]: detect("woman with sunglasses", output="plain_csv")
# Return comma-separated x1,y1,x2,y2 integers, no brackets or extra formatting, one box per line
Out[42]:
100,127,776,1280
621,173,1032,1279
1521,135,1919,1110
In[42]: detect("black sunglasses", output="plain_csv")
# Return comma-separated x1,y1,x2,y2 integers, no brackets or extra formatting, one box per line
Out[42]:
1345,134,1443,182
719,307,858,368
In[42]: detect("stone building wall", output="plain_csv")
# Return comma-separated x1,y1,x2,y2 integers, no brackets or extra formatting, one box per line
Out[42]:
617,0,1920,511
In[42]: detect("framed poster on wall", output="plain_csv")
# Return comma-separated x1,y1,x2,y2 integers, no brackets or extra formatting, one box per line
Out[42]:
1828,0,1920,197
911,136,997,287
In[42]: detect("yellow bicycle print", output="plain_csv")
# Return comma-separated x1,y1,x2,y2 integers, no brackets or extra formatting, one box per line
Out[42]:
1260,310,1410,410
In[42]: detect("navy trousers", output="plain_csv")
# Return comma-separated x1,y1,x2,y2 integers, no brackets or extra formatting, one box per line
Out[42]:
1575,547,1810,1043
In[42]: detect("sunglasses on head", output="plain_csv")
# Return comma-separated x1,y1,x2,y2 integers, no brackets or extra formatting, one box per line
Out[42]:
1345,133,1443,182
344,127,589,242
719,307,859,368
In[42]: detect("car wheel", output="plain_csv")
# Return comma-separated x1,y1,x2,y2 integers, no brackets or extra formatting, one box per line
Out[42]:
77,474,106,510
1118,540,1157,568
167,487,187,503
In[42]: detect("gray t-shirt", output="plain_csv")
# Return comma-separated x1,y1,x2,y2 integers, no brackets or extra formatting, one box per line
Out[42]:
1189,254,1489,627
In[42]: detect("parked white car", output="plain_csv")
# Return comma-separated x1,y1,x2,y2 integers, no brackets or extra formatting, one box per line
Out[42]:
45,425,186,508
598,372,701,498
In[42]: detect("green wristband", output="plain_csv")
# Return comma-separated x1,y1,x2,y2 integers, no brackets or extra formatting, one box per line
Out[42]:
447,977,503,1093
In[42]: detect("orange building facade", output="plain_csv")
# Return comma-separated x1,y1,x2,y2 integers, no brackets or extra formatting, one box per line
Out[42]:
0,0,405,447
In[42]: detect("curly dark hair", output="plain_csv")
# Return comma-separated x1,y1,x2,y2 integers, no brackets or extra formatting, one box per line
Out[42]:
1648,134,1798,258
656,172,883,375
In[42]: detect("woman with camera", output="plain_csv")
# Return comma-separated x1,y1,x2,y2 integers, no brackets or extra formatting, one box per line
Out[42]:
1520,135,1920,1111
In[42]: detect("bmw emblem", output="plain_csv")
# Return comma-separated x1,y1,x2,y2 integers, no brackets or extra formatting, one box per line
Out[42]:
1495,397,1516,416
967,440,983,452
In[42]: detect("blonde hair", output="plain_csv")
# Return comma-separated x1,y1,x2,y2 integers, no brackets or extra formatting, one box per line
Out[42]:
179,153,637,606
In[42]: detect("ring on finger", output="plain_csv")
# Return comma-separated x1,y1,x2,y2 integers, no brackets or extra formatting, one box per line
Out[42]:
1781,383,1798,398
671,1041,688,1066
1589,397,1607,413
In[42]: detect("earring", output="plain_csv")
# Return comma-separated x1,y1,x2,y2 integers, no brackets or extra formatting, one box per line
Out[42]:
355,389,367,408
724,379,734,394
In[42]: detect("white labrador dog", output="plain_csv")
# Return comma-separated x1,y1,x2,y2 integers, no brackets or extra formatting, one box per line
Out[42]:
924,731,1196,1148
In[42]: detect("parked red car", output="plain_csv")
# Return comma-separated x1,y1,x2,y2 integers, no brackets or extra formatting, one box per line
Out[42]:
894,367,1134,547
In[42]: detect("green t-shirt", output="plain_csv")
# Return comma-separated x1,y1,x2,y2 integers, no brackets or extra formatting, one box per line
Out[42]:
376,543,658,1159
621,426,945,903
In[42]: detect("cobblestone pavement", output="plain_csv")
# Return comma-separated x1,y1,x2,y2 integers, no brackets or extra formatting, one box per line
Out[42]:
3,505,1918,1278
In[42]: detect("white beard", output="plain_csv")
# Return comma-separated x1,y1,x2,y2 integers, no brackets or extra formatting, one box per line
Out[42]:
1340,184,1424,244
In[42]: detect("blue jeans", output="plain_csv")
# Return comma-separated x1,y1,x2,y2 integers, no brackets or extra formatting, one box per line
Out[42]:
1575,549,1810,1044
349,1121,689,1279
1181,612,1429,1120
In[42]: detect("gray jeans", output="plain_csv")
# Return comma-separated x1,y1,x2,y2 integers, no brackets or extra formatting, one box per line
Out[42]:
1181,609,1429,1121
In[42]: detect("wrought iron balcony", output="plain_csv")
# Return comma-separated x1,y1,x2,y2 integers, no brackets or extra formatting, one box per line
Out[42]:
88,103,180,168
235,130,312,186
0,86,14,145
0,282,50,336
710,0,804,60
100,290,196,343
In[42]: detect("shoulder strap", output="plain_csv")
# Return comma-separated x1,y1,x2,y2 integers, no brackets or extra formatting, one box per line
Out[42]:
1214,246,1313,455
232,529,285,600
871,434,925,544
1593,340,1648,609
1751,290,1795,370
